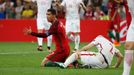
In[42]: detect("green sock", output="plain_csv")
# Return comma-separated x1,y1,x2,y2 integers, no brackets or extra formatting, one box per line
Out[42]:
116,32,120,42
108,31,115,39
44,62,59,67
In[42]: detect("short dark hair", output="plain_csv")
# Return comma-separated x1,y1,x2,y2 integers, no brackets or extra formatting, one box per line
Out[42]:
47,8,56,15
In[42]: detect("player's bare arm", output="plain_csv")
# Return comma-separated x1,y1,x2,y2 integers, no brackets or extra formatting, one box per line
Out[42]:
24,27,48,38
80,2,87,12
113,51,123,68
78,43,95,52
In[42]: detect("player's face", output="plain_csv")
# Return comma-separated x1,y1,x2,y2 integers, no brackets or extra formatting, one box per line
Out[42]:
46,12,54,22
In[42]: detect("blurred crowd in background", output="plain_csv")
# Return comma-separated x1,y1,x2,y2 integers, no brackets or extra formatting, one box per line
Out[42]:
0,0,126,20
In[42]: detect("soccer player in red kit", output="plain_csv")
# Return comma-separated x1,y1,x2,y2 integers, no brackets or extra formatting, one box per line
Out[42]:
24,8,70,67
108,0,121,46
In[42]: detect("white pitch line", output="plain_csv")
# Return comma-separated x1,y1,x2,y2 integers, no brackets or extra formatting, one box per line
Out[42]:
0,51,47,55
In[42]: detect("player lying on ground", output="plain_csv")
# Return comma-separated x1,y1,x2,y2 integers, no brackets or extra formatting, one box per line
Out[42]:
56,35,123,68
24,8,70,67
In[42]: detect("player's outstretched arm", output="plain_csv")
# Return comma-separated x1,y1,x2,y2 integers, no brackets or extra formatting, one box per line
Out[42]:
113,51,123,68
23,27,48,38
80,2,87,12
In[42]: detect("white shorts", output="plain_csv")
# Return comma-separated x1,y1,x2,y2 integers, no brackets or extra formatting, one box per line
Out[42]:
126,19,134,41
65,19,80,33
80,51,107,68
37,18,51,30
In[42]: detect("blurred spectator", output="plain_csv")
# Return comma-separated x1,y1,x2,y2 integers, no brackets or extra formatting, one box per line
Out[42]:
91,0,103,7
84,4,95,20
0,7,5,19
86,0,92,6
0,0,5,19
53,0,65,19
29,1,37,18
15,0,23,19
21,3,33,19
0,0,3,8
4,0,15,19
2,0,14,9
94,6,105,20
101,0,109,15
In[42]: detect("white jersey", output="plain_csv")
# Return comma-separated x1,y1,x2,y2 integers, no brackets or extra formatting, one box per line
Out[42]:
32,0,52,19
61,0,82,20
126,0,134,41
90,35,119,65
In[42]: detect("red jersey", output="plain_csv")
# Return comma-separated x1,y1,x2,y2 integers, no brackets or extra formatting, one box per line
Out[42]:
48,20,70,53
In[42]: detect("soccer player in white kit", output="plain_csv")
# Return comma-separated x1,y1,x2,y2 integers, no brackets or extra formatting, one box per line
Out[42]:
122,0,134,75
55,0,86,50
56,35,123,68
24,0,53,51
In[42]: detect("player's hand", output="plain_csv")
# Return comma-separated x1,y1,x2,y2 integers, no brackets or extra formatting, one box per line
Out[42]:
23,27,32,35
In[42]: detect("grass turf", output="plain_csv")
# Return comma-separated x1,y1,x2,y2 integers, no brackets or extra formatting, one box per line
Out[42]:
0,42,133,75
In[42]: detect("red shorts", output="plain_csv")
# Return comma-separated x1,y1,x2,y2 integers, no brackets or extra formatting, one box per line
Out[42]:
46,50,70,62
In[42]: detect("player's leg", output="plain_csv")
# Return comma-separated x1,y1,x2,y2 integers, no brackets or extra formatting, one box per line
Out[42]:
37,18,44,51
108,22,116,41
55,51,80,68
73,19,80,50
114,12,121,46
122,42,134,75
66,32,75,42
65,20,75,41
44,49,70,67
74,32,80,50
61,52,80,68
44,19,52,51
47,35,52,52
122,12,134,75
108,9,116,41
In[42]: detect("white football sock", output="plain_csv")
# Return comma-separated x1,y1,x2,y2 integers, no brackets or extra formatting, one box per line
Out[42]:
74,34,80,50
68,34,74,41
64,53,78,67
47,35,52,47
122,50,134,75
37,37,43,46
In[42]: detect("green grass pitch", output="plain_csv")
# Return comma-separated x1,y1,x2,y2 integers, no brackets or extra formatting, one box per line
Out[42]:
0,42,133,75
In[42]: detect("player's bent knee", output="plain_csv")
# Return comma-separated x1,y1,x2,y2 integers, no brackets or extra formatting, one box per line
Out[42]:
74,52,80,59
125,42,134,50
